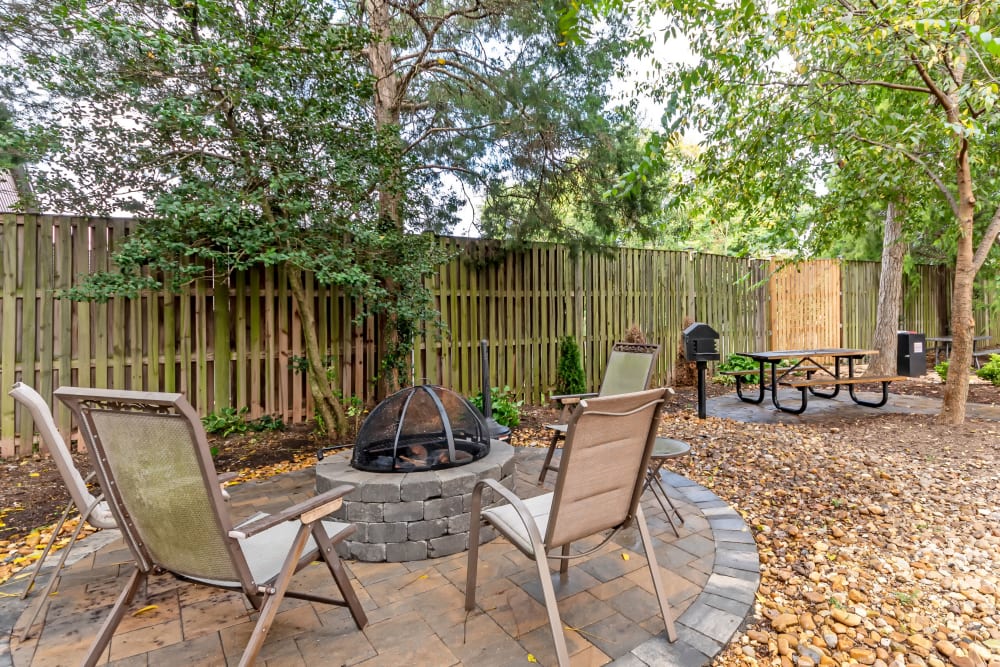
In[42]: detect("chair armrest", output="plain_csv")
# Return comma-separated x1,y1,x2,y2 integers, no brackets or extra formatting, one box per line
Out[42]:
471,479,546,555
228,484,354,539
549,392,598,404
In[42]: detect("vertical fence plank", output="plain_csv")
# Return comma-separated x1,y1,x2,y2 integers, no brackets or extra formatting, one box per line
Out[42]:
19,215,38,447
1,215,20,455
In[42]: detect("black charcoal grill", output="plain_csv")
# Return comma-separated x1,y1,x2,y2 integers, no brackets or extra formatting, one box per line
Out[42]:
351,385,491,473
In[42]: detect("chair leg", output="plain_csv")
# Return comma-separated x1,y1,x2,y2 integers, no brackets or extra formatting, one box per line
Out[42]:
559,543,570,576
20,498,76,600
646,473,681,538
18,504,95,640
238,524,313,667
465,484,485,611
312,524,368,630
535,553,571,666
636,505,677,642
83,567,145,667
538,431,563,485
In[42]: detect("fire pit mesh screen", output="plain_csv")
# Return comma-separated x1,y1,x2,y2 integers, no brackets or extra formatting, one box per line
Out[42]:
351,385,491,472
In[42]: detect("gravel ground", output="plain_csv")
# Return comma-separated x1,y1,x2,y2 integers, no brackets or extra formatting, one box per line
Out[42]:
661,409,1000,667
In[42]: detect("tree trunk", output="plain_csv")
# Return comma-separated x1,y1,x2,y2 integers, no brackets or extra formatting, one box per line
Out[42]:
940,140,975,425
866,202,905,376
366,0,404,399
287,265,349,437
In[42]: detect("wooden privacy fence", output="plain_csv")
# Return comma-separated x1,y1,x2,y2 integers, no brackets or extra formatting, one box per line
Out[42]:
0,214,996,456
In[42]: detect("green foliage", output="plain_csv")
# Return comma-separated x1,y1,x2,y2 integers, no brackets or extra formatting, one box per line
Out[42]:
202,407,251,438
249,415,285,432
975,354,1000,386
934,361,949,382
714,354,759,385
469,386,524,429
555,336,586,395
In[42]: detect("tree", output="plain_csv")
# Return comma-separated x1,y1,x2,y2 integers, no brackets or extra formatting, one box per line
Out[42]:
625,0,1000,423
0,0,448,437
352,0,649,393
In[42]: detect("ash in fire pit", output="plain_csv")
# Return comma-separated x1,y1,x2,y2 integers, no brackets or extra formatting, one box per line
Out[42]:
351,385,490,473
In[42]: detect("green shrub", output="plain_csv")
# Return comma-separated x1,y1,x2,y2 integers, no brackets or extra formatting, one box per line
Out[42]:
202,407,250,437
554,336,586,395
934,360,949,382
470,385,523,428
714,354,759,385
248,414,285,432
975,354,1000,385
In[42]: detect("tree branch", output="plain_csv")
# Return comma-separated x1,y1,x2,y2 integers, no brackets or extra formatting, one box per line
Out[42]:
849,133,960,219
973,204,1000,273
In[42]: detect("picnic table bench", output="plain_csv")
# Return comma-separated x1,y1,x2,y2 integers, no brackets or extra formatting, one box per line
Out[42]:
734,349,905,414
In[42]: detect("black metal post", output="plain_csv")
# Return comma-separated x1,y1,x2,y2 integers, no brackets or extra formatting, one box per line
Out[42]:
480,339,493,418
696,361,707,419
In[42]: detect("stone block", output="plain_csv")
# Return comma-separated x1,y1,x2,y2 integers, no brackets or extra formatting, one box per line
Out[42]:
399,475,441,501
367,522,408,543
386,541,427,562
408,518,448,541
360,477,402,503
349,541,386,562
501,459,515,478
428,533,468,558
382,501,424,522
346,501,382,523
477,524,497,545
424,496,463,520
447,512,471,534
476,463,501,482
437,469,476,497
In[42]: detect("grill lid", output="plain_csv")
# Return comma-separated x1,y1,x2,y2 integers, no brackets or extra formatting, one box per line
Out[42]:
351,385,491,473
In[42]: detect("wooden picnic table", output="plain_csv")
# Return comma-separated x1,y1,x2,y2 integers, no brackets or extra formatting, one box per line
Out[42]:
926,335,993,366
726,348,905,415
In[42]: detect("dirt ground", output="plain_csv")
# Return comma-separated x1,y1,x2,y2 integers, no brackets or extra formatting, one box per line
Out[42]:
0,367,996,549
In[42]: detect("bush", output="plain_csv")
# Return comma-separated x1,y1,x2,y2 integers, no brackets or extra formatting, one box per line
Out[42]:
202,407,250,437
555,335,586,395
248,414,285,432
470,385,523,428
934,360,949,382
714,354,759,385
975,354,1000,385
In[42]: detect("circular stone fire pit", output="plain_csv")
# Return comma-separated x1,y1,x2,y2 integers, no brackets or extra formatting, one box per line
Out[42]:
316,439,515,562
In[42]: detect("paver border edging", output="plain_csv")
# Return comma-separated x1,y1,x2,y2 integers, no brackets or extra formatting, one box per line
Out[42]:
615,471,761,667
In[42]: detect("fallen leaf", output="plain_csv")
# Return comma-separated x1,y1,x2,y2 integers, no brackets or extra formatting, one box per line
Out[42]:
132,605,159,616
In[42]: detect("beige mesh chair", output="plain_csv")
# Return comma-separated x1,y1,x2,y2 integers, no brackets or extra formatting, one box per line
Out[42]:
540,341,661,483
55,387,368,667
466,388,676,666
9,383,121,641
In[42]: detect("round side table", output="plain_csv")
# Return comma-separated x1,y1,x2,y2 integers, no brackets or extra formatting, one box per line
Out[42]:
645,437,691,537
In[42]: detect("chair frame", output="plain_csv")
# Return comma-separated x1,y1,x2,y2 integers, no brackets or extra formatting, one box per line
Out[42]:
466,388,676,666
55,387,367,667
8,382,120,642
540,341,661,483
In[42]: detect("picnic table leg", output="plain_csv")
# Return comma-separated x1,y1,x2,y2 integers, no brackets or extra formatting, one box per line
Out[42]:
735,360,766,404
770,363,808,414
848,381,892,407
807,356,841,399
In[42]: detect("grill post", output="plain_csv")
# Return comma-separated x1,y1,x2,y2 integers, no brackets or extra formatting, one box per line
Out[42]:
681,322,721,420
697,361,708,419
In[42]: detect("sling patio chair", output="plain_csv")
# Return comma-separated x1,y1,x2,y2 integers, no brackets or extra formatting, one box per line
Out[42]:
55,387,368,667
539,341,661,483
8,382,119,640
466,387,677,666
